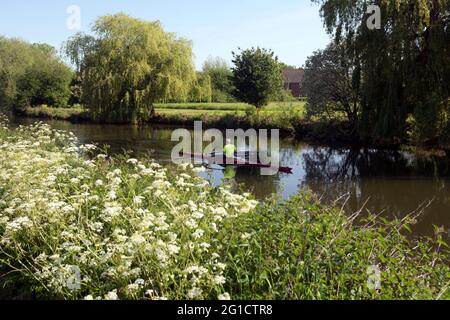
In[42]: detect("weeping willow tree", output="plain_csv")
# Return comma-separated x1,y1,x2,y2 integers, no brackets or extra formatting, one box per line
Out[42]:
189,72,212,103
64,13,196,123
312,0,450,144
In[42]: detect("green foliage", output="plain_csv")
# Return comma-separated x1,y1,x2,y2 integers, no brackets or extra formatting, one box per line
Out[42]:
0,37,34,108
0,37,73,110
64,13,197,123
278,90,296,102
312,0,450,145
202,57,234,103
278,61,297,70
62,32,96,76
188,72,212,103
303,42,360,125
15,54,73,109
219,192,449,299
22,105,88,121
68,75,83,106
231,47,284,108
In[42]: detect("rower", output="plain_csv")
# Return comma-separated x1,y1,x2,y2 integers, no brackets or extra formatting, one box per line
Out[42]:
223,138,237,159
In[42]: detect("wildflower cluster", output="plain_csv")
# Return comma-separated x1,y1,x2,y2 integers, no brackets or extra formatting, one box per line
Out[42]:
0,117,258,299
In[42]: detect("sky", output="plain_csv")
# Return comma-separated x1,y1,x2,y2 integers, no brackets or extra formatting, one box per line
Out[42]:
0,0,331,70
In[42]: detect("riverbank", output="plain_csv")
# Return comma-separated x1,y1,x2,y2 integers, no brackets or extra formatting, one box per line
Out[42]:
22,105,91,122
0,115,449,300
20,104,302,132
18,105,450,151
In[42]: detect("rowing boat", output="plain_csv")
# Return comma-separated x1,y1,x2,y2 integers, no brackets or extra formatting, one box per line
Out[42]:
181,152,293,174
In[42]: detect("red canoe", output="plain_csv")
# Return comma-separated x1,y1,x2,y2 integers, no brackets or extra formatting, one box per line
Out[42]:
181,152,293,174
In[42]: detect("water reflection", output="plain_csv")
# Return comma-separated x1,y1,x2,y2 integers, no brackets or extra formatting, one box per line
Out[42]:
301,148,450,237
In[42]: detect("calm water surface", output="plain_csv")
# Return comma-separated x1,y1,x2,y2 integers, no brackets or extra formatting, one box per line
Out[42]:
10,116,450,239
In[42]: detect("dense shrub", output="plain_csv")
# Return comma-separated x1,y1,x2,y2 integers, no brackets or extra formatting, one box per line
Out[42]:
0,37,73,111
15,58,73,109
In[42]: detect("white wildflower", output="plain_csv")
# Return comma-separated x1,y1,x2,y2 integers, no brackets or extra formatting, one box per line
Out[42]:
218,293,231,300
127,158,138,165
130,233,146,245
105,290,119,300
192,229,204,239
133,196,144,206
187,287,203,299
213,275,226,285
192,166,206,173
106,190,117,200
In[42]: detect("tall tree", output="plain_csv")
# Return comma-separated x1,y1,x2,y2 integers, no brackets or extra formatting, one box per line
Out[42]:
189,72,212,103
63,33,96,78
312,0,450,143
0,37,73,111
64,13,197,123
15,54,73,109
303,42,361,126
231,47,284,109
0,37,33,109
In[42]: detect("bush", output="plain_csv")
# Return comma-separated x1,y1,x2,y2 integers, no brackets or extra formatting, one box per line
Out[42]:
202,57,235,103
0,37,73,111
0,118,257,299
15,58,73,110
231,47,284,108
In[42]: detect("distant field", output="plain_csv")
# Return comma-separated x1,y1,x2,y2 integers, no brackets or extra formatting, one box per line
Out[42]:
155,101,306,116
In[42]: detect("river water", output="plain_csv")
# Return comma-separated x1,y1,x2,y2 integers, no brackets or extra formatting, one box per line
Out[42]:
10,116,450,240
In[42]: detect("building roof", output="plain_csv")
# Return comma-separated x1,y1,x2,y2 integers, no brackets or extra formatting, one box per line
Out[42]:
282,68,305,84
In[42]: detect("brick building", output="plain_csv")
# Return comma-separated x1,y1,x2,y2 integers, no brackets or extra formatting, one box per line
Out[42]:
282,68,305,98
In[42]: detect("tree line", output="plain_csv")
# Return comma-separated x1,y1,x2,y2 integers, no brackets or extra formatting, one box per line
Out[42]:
0,37,73,111
2,4,447,146
0,13,288,123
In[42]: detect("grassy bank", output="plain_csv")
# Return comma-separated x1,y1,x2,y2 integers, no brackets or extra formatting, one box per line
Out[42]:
155,101,306,114
20,102,305,132
21,105,90,122
0,115,449,300
18,105,450,150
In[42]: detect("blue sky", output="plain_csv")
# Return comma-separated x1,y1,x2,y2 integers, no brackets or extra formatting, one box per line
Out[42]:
0,0,331,69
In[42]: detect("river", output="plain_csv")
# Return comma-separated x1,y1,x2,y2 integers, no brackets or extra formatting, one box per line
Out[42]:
9,116,450,240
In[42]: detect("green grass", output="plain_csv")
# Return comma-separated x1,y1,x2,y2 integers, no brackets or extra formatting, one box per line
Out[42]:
22,102,306,119
155,109,246,116
21,102,306,132
155,101,306,115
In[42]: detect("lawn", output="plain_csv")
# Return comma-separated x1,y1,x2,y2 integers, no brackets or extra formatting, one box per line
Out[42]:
22,102,307,131
155,101,306,116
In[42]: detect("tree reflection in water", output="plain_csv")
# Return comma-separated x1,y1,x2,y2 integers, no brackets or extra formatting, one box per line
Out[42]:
301,148,450,237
